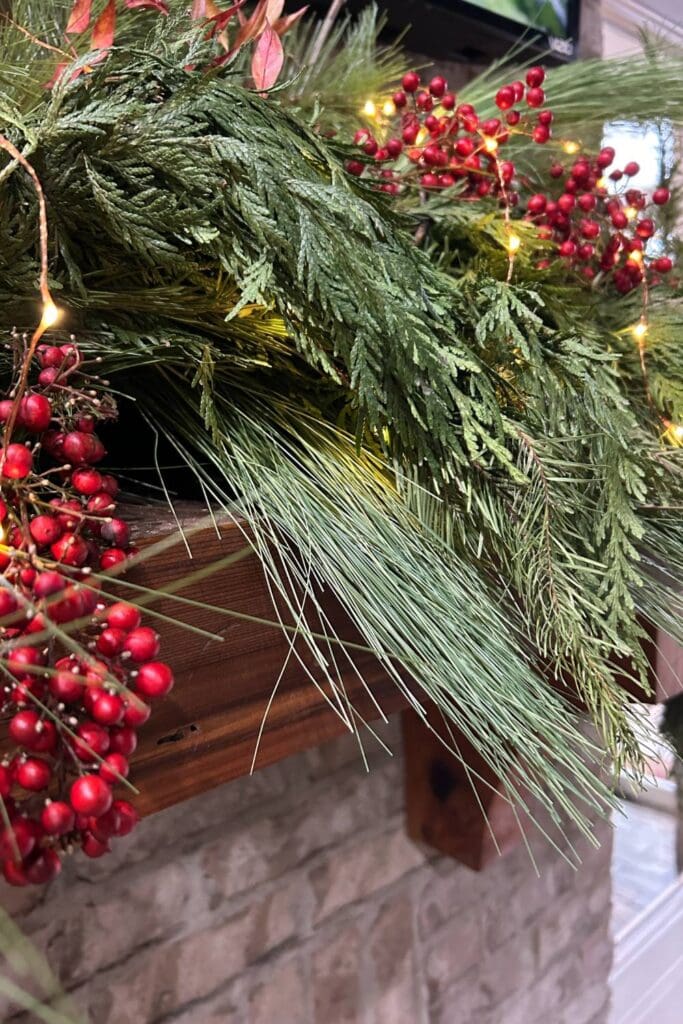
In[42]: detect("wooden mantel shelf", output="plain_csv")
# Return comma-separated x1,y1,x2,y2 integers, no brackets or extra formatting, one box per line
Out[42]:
122,503,408,816
2,500,680,870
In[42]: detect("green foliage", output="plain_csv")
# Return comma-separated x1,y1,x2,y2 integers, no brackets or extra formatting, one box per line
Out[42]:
3,1,683,850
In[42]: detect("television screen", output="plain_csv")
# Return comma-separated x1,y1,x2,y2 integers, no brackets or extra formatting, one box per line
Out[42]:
308,0,580,62
464,1,570,37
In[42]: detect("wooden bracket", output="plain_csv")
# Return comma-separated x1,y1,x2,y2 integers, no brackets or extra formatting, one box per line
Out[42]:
402,708,524,871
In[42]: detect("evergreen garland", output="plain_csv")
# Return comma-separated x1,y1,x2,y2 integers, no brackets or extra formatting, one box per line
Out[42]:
2,1,683,848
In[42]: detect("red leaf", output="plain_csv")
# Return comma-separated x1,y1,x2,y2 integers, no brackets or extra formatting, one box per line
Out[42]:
124,0,170,12
233,0,270,50
92,0,116,50
251,23,284,91
208,1,245,33
272,5,308,35
65,0,92,34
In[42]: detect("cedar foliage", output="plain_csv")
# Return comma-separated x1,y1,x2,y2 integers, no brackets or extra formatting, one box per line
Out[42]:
2,1,683,844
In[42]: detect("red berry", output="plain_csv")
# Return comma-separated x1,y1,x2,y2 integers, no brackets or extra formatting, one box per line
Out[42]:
20,394,52,433
49,669,85,703
87,491,116,516
25,848,61,885
526,87,545,108
123,697,151,727
52,499,83,531
38,367,60,387
416,91,433,112
136,661,174,699
3,858,30,886
538,110,553,126
653,256,673,273
596,147,615,169
652,187,670,205
91,691,125,726
9,711,56,753
96,627,127,658
29,515,63,548
495,86,515,110
7,645,45,677
527,194,547,215
123,626,160,663
549,163,564,179
532,125,550,144
481,117,501,137
37,345,64,368
63,431,104,465
506,110,521,126
402,71,420,93
100,475,119,497
578,194,596,212
0,765,11,798
41,801,75,836
105,602,141,631
428,75,447,98
108,726,138,757
559,240,577,257
73,721,110,761
636,218,655,239
70,774,112,816
525,66,545,88
580,219,600,240
0,589,18,618
112,799,139,837
0,817,38,860
510,80,524,102
392,91,407,108
50,532,89,567
16,758,52,791
72,468,103,495
100,548,127,571
441,92,456,110
75,414,96,433
2,444,33,479
0,399,19,424
32,569,65,598
100,518,130,548
99,752,129,785
624,161,640,177
557,193,575,213
89,806,122,840
82,832,111,858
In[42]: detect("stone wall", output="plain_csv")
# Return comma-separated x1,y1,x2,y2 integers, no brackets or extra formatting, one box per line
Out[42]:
3,718,613,1024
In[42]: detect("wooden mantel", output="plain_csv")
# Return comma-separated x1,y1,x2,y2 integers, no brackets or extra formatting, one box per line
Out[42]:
122,504,408,816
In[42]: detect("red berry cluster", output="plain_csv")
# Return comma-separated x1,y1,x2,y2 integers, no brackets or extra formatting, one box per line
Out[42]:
347,65,675,296
0,337,174,886
347,66,553,199
531,150,673,292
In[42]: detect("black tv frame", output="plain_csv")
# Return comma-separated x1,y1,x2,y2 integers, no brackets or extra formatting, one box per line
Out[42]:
309,0,581,65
